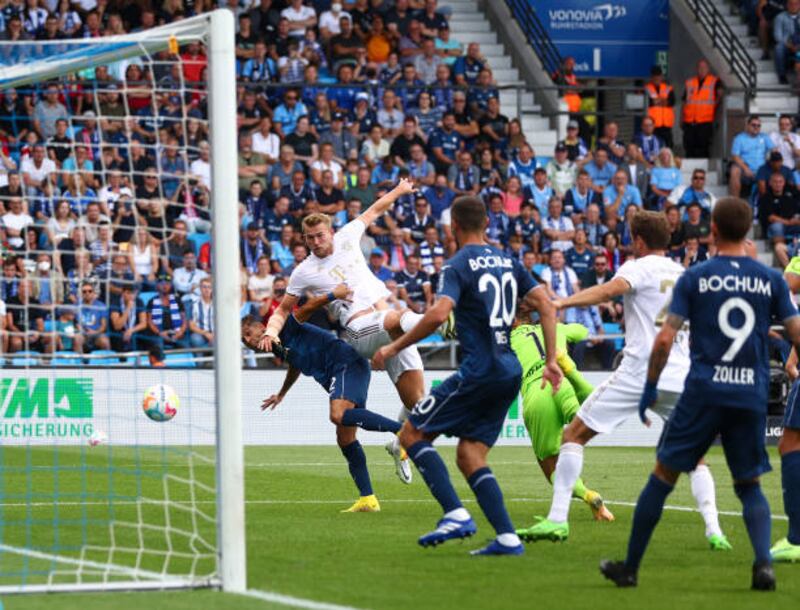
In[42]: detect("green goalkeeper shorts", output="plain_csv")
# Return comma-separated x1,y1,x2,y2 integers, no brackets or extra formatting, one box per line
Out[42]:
521,378,585,462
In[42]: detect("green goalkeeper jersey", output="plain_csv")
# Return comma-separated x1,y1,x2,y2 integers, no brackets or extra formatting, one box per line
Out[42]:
510,323,588,386
786,256,800,278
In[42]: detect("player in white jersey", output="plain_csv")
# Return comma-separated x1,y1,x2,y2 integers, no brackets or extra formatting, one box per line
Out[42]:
517,211,730,550
260,179,433,484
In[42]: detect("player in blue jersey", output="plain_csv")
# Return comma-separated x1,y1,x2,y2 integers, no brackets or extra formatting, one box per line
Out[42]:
600,197,800,590
241,284,403,513
372,196,563,556
772,260,800,562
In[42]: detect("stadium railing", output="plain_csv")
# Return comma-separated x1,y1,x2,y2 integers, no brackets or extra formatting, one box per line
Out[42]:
503,0,563,79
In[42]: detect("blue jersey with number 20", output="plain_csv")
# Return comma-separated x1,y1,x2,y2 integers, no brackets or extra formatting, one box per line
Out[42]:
438,244,538,380
669,255,797,412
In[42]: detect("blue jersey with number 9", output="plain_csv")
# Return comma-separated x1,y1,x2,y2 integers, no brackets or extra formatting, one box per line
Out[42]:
669,255,798,412
438,244,538,380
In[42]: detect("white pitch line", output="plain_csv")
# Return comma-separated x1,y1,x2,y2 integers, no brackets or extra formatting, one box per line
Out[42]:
243,588,369,610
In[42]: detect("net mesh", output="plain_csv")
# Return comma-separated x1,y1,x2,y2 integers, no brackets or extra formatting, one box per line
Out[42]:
0,21,222,592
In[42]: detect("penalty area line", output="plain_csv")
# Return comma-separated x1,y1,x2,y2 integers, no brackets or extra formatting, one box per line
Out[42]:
242,588,369,610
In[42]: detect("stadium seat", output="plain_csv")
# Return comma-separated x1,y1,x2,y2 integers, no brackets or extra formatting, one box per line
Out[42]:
11,351,41,367
89,350,121,365
187,233,211,256
51,351,84,366
164,353,197,368
139,291,157,307
602,323,624,352
419,333,444,344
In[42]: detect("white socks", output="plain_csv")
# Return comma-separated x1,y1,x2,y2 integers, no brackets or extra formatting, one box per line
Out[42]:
397,406,412,423
497,532,521,547
547,442,584,523
690,464,723,538
444,507,471,522
400,311,423,333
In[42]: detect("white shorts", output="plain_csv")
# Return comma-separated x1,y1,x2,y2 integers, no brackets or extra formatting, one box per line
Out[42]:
343,310,423,384
577,366,680,435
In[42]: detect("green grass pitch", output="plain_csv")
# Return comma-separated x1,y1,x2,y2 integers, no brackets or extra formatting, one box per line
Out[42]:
3,445,798,610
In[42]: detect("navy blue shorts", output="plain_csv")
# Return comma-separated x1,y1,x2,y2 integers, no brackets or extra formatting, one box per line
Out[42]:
408,372,521,447
657,400,771,481
784,379,800,430
328,358,370,409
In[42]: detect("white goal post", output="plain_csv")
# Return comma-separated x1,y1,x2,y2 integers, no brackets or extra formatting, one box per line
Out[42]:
0,9,245,594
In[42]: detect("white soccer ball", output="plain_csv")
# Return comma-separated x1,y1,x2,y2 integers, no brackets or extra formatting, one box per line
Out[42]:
88,429,107,446
142,384,179,422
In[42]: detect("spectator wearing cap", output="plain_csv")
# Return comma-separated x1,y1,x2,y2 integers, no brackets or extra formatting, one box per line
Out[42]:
429,112,464,173
74,281,111,353
546,143,578,196
453,42,485,87
281,170,317,218
644,65,675,148
407,144,436,187
391,117,427,167
524,168,553,217
418,225,446,274
759,171,800,266
507,143,539,190
241,221,270,275
110,284,149,352
603,169,643,218
320,112,358,164
541,196,576,252
564,170,602,222
435,23,461,65
448,150,480,197
729,115,773,197
756,150,795,196
560,120,589,162
361,125,391,167
272,90,308,138
596,121,626,166
632,116,665,166
769,114,800,170
395,253,432,313
369,248,394,282
147,273,188,350
667,168,717,214
583,148,617,194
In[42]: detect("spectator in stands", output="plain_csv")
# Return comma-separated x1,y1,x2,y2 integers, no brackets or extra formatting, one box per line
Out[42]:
769,114,800,170
435,24,461,65
542,196,576,252
346,166,378,209
560,120,589,162
371,155,400,189
553,56,585,139
453,41,484,86
173,251,209,306
392,117,426,167
667,168,717,213
477,96,508,156
525,168,553,216
110,284,148,352
314,169,346,215
683,201,712,246
621,143,650,204
757,150,795,195
507,143,538,189
409,90,442,136
418,225,445,274
422,173,455,220
188,277,215,348
602,231,623,272
633,116,665,166
512,202,541,254
414,37,442,85
476,147,504,194
583,253,622,321
542,249,579,315
107,253,135,309
681,59,722,158
760,171,800,266
402,196,435,245
564,170,600,222
6,278,45,353
644,65,675,148
74,280,110,353
773,0,800,84
565,228,594,283
584,148,616,193
399,19,426,64
448,150,480,197
319,2,350,41
281,0,317,38
270,224,296,274
129,226,159,292
252,117,280,163
147,273,187,350
395,253,432,313
321,112,358,165
21,144,55,198
361,125,391,167
272,89,307,138
597,121,626,165
681,235,709,268
387,227,412,271
368,248,393,282
33,84,67,140
2,196,33,251
546,143,577,196
648,148,682,210
429,111,463,173
730,115,773,197
603,169,642,218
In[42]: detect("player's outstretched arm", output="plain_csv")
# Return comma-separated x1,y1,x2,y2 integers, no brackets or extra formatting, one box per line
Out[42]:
526,285,563,392
293,283,353,324
262,366,302,411
787,346,799,381
554,276,631,310
260,292,300,352
357,178,416,228
372,296,454,369
640,313,683,425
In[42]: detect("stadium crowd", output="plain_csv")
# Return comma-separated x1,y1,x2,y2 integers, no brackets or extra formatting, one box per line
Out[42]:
0,0,797,369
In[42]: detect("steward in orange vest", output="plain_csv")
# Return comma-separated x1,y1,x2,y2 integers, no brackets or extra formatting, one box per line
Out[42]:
681,59,723,158
645,66,675,147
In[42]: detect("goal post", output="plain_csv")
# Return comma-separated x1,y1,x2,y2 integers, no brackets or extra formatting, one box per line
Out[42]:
0,9,245,594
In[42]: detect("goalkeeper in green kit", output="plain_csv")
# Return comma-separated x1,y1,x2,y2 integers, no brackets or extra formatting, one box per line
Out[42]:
510,305,615,523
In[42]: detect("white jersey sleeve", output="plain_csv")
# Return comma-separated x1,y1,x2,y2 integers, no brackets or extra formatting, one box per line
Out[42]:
614,258,648,292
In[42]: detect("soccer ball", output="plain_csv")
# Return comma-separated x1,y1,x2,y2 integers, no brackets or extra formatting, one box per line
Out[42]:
88,429,107,446
142,384,179,422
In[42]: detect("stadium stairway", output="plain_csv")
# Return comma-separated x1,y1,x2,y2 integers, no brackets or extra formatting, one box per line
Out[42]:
443,0,559,155
709,0,795,130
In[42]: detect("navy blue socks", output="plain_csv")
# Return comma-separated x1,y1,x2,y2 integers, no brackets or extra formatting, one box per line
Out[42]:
781,450,800,545
340,408,401,433
734,481,772,565
340,441,373,497
468,467,514,535
625,474,674,571
407,440,463,513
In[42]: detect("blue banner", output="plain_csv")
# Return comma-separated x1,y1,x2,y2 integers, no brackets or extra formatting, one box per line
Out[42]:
532,1,670,78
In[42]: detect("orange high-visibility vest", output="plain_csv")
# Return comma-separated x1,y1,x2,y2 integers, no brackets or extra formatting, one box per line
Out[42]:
563,73,581,113
682,75,719,124
645,82,674,128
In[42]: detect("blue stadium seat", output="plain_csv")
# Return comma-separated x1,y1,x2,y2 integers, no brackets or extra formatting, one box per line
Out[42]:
164,353,197,368
187,233,211,256
602,323,624,352
419,333,444,344
139,291,157,306
89,350,121,365
51,351,83,366
11,351,41,367
43,319,55,332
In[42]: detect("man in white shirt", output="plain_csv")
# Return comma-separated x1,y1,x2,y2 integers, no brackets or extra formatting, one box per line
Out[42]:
2,197,33,250
281,0,317,38
189,140,211,189
20,144,56,197
541,196,576,252
517,210,727,551
252,117,281,163
173,251,209,306
769,114,800,170
319,2,350,41
97,170,133,215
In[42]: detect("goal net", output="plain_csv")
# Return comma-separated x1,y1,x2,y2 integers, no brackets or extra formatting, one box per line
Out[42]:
0,11,244,594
